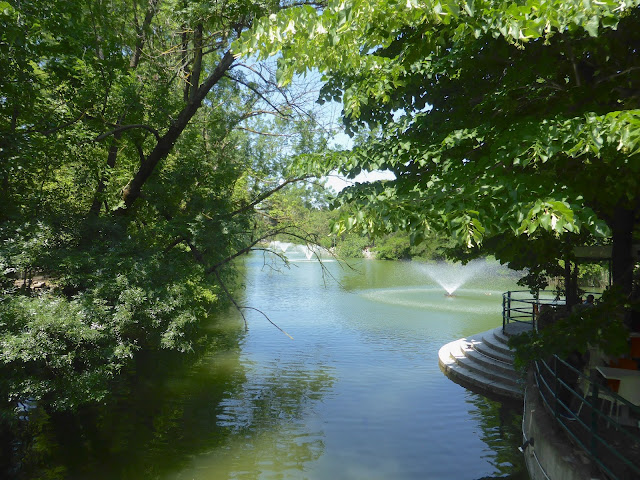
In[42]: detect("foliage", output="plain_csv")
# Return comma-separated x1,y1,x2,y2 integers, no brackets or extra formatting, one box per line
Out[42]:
236,0,640,298
374,234,411,260
371,230,452,260
0,295,118,410
508,287,632,371
334,233,369,258
0,0,331,447
577,263,609,288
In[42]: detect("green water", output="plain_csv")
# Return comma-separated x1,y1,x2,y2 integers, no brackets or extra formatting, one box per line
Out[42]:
29,255,529,479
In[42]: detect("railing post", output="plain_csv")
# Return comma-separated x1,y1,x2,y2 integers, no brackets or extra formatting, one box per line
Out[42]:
502,293,506,331
507,291,511,327
553,355,559,418
590,372,599,460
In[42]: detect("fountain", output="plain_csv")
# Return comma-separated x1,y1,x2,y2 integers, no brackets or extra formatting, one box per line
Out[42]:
267,241,326,261
269,240,291,253
418,259,487,296
299,245,314,260
357,258,523,314
356,258,510,315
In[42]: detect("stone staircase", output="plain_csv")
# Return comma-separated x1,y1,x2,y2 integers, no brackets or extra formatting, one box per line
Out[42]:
438,323,532,402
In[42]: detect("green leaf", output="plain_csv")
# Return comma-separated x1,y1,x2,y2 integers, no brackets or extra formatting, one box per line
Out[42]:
584,15,599,37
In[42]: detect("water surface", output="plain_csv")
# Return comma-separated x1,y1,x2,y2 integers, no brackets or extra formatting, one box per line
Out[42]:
35,255,528,480
163,255,527,480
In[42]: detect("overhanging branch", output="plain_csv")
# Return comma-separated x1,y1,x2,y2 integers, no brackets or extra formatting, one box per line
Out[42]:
93,124,161,142
228,73,291,118
227,176,313,218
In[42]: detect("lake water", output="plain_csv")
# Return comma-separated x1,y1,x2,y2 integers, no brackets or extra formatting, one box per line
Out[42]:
33,254,529,479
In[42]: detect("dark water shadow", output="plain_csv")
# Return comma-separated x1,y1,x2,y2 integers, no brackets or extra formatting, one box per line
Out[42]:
466,394,529,480
12,315,335,480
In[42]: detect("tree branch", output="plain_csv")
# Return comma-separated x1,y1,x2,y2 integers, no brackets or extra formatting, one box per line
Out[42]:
120,50,236,210
595,66,640,85
189,23,204,102
29,111,87,136
567,44,581,87
205,236,268,274
235,126,294,137
89,131,122,216
93,124,161,142
184,235,296,338
239,306,294,339
227,176,313,218
228,73,291,118
130,0,160,69
211,267,249,330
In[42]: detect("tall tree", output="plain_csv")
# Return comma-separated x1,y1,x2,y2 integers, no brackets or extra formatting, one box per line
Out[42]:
0,0,329,436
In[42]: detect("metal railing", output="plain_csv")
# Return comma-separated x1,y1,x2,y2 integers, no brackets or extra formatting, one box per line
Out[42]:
533,355,640,480
502,290,601,331
502,290,559,331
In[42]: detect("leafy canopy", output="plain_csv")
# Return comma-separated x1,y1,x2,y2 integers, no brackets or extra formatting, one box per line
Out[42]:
235,0,640,255
0,0,330,421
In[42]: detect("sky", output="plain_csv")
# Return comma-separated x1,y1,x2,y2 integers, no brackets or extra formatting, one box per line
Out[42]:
324,169,396,193
323,107,396,192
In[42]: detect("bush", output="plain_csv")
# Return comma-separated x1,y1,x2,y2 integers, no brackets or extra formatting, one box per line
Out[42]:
508,287,631,371
374,235,410,259
335,234,369,258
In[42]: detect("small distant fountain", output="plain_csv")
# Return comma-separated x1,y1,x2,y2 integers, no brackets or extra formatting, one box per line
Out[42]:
267,241,326,261
298,245,315,260
419,260,486,296
269,241,292,253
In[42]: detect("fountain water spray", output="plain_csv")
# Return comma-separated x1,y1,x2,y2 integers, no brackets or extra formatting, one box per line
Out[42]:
419,260,486,296
269,241,291,253
268,241,325,260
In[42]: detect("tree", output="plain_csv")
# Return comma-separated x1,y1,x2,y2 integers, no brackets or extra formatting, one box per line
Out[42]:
236,0,640,303
0,0,331,449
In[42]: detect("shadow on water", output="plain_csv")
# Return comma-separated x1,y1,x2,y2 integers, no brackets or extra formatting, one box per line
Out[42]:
466,394,529,480
13,313,335,480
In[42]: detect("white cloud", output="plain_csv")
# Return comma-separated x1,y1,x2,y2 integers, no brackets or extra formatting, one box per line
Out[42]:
325,170,396,193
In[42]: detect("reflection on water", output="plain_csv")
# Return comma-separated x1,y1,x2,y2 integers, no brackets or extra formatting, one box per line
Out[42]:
466,394,530,480
170,359,334,480
18,255,528,479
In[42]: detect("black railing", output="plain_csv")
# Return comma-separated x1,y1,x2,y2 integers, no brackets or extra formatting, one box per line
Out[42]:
533,355,640,480
502,290,601,331
502,290,560,331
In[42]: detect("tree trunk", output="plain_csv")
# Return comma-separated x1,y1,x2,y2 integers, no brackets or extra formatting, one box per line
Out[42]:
189,24,203,103
564,259,580,310
130,0,159,69
611,205,635,296
120,50,235,210
89,133,121,216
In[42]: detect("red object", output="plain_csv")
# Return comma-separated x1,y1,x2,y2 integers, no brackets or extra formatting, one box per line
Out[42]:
606,379,621,392
630,337,640,358
609,358,637,370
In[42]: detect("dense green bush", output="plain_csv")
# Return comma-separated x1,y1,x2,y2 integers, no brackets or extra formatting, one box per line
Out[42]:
335,234,369,258
374,234,410,260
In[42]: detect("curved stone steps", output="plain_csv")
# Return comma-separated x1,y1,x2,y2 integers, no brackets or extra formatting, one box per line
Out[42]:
471,334,514,363
438,340,522,400
462,344,517,377
493,327,514,345
448,340,519,387
487,330,513,351
438,323,531,402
